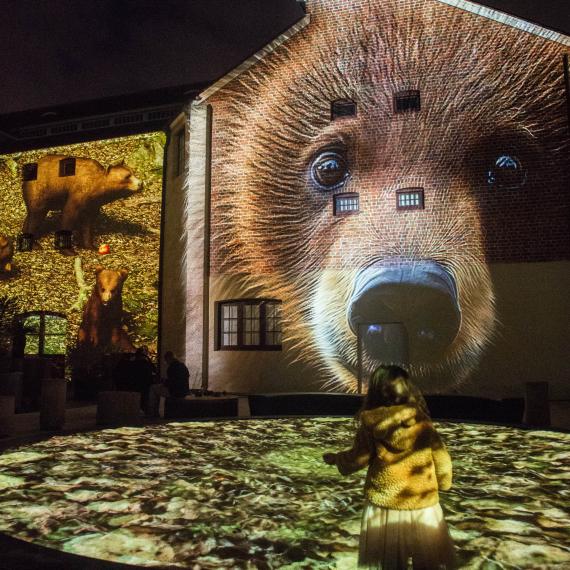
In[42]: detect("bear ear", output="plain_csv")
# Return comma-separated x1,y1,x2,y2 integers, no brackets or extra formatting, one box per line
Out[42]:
95,265,104,275
119,269,128,281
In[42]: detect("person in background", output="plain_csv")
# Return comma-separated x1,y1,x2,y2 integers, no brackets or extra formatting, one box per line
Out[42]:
147,351,189,417
163,350,190,397
323,365,456,570
130,346,156,412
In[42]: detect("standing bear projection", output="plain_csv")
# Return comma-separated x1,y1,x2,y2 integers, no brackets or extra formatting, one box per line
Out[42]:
210,0,570,393
22,155,143,252
78,266,134,352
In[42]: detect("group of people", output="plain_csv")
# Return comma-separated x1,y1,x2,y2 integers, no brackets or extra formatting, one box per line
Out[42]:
324,365,457,569
112,348,190,416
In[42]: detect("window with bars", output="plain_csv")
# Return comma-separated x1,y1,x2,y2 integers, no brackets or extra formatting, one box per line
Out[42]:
22,163,38,181
217,300,282,350
394,90,421,113
334,192,359,216
58,157,76,177
396,188,424,210
18,312,67,356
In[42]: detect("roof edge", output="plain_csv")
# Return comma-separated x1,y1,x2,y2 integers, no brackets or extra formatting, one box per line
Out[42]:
195,14,311,104
437,0,570,45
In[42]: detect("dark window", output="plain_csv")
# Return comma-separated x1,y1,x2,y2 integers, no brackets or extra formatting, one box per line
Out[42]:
396,188,424,210
22,163,38,181
216,300,282,350
331,99,357,120
175,129,185,177
18,312,67,356
59,157,76,177
334,192,359,215
394,90,421,113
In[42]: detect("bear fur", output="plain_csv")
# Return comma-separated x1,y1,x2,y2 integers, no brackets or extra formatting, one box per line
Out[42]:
22,155,142,250
78,266,133,351
210,0,570,393
0,235,14,274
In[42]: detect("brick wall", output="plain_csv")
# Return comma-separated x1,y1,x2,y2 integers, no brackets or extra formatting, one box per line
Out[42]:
199,0,570,396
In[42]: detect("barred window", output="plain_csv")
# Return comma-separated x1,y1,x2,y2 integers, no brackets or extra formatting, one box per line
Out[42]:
217,300,282,350
334,192,359,215
396,188,424,210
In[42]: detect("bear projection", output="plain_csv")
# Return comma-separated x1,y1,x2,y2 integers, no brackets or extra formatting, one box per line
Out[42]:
22,155,143,251
208,0,570,393
0,236,14,275
78,266,133,352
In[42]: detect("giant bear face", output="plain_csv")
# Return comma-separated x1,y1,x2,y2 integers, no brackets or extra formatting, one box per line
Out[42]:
212,0,569,392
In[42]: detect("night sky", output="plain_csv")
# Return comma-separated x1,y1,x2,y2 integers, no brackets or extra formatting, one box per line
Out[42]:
0,0,568,117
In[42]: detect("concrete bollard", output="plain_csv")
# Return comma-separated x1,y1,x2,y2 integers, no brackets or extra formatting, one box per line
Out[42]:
40,377,67,430
524,381,551,427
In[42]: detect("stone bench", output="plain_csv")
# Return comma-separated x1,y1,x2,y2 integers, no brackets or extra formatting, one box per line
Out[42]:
97,391,141,426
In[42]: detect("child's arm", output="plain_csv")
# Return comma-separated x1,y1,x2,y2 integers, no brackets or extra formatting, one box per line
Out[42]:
324,425,372,476
431,430,452,490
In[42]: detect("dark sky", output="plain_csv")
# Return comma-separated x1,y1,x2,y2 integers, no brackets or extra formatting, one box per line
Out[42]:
0,0,567,117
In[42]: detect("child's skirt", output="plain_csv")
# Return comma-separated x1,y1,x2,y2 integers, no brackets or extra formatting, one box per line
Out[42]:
358,500,457,569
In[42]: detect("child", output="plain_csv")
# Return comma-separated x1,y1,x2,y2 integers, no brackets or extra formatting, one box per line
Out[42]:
323,365,456,570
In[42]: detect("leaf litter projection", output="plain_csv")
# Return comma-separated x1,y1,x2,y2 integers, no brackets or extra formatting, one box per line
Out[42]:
0,419,569,568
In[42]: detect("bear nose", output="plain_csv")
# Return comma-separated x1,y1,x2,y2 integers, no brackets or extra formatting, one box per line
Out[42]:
347,261,461,362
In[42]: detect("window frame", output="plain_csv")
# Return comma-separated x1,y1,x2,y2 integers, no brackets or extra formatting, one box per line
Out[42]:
17,311,67,357
396,188,425,211
22,163,38,181
393,90,421,113
333,192,360,216
58,157,76,177
215,299,282,351
331,99,357,121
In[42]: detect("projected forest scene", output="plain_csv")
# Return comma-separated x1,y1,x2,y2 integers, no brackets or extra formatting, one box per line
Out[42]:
0,419,568,568
0,133,164,396
207,0,570,397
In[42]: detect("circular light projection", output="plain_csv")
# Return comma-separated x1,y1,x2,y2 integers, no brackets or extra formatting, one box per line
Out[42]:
487,154,526,189
0,419,568,568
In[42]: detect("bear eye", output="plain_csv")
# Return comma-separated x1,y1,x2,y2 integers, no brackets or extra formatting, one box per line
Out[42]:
311,150,349,190
487,154,525,190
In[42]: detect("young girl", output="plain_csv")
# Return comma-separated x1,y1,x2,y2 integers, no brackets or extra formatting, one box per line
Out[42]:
323,365,456,570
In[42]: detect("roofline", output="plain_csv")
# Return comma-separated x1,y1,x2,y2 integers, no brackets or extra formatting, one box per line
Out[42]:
195,14,311,104
438,0,570,45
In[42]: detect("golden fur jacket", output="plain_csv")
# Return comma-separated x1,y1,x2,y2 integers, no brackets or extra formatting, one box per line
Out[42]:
332,405,452,510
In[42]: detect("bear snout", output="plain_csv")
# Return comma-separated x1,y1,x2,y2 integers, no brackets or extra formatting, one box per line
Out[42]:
347,261,461,362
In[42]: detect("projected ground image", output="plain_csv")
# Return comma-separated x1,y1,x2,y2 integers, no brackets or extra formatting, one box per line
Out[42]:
0,419,569,568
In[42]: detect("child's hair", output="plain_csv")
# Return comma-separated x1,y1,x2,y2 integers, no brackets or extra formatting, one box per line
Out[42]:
359,365,429,417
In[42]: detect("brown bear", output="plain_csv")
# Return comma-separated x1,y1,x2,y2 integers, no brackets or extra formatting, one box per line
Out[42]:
0,235,14,274
78,266,134,351
210,0,570,393
22,155,142,251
